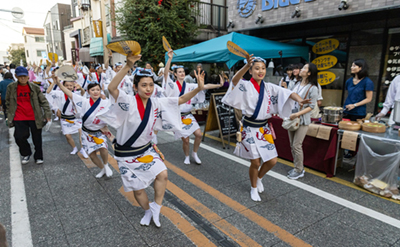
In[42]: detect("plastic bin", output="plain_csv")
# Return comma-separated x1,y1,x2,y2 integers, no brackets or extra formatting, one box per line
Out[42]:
353,135,400,200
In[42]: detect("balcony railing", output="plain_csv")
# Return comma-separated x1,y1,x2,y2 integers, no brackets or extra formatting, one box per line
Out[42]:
192,2,228,34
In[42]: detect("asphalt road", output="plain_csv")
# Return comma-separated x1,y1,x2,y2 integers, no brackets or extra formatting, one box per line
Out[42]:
1,117,400,247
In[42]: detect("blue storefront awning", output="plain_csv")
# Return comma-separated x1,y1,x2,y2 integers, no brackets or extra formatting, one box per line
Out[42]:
90,33,111,57
165,32,309,69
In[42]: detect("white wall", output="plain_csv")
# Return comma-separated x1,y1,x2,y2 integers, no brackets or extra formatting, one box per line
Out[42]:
63,28,75,62
24,34,47,65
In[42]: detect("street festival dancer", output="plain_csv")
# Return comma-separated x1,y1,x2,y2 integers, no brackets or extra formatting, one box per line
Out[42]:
54,71,113,179
46,69,88,158
98,52,205,227
163,50,224,165
222,55,310,202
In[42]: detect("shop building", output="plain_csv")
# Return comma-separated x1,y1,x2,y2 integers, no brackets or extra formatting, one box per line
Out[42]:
22,27,47,65
228,0,400,113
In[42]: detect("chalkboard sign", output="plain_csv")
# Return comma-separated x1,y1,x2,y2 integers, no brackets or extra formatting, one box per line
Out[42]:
202,92,237,148
213,93,238,136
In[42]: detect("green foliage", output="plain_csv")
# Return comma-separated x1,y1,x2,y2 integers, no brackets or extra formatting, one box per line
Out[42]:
7,47,27,67
115,0,199,68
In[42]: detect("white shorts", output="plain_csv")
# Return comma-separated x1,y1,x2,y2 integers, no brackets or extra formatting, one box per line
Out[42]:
116,147,167,192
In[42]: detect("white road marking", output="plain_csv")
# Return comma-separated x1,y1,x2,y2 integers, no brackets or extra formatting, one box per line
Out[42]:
173,133,400,229
9,128,33,247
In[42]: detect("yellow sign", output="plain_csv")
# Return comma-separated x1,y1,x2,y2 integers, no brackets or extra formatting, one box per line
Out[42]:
312,55,337,70
318,71,336,86
93,20,103,37
312,38,339,55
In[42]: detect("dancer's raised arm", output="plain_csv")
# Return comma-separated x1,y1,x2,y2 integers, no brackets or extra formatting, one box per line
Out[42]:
53,76,73,99
231,55,254,86
108,53,141,100
163,49,174,83
179,71,205,105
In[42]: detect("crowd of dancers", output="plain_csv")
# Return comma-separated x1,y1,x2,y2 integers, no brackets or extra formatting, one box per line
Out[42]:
5,47,316,227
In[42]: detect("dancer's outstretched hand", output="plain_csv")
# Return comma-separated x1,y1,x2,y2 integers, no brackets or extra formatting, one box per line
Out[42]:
194,70,205,90
167,49,174,59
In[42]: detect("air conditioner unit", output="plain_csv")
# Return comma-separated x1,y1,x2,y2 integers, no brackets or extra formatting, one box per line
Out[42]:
80,0,91,10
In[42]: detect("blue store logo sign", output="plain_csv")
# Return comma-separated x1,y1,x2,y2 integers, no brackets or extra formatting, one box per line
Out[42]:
237,0,257,18
261,0,315,11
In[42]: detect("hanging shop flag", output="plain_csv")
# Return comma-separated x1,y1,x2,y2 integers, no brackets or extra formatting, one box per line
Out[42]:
317,71,336,86
93,20,103,38
312,55,337,70
312,38,339,55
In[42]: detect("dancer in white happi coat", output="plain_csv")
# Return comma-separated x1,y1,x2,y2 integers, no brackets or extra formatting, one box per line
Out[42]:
98,52,205,227
222,56,310,202
54,80,113,178
163,50,224,165
46,78,89,158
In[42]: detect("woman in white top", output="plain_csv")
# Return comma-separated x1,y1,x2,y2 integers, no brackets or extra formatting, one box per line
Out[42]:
163,50,223,165
98,52,205,227
286,63,319,180
222,56,309,201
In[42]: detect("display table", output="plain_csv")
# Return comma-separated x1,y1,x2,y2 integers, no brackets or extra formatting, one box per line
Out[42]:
269,116,338,177
192,109,208,123
335,128,400,173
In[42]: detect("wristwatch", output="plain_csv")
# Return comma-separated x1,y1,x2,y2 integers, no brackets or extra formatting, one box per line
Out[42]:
353,103,357,107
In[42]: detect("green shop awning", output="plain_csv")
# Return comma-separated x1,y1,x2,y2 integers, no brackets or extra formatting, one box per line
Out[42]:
90,34,111,57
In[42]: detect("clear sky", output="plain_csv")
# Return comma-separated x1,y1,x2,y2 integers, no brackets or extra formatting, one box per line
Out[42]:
0,0,72,51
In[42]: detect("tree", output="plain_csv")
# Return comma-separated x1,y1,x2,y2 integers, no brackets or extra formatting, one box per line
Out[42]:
115,0,199,68
7,47,27,67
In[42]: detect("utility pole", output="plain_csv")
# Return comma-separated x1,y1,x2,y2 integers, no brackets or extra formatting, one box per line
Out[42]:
100,0,108,64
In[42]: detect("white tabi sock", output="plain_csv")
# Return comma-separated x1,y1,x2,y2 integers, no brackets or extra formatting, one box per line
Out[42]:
150,202,162,227
104,164,113,177
80,148,88,159
191,152,202,164
257,177,264,193
95,168,105,178
250,187,261,202
184,156,190,165
140,209,152,226
70,147,78,155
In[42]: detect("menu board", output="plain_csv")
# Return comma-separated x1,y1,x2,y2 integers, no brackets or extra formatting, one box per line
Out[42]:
213,93,238,136
379,30,400,109
384,32,400,82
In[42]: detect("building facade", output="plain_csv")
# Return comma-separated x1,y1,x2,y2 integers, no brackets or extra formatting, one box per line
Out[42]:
44,3,72,61
228,0,400,113
22,27,47,65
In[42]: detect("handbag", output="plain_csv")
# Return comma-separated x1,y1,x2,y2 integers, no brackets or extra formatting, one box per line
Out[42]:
282,84,312,131
310,104,320,119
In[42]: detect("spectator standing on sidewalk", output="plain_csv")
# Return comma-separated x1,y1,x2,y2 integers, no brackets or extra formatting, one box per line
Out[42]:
287,63,319,180
0,73,15,120
5,66,52,165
